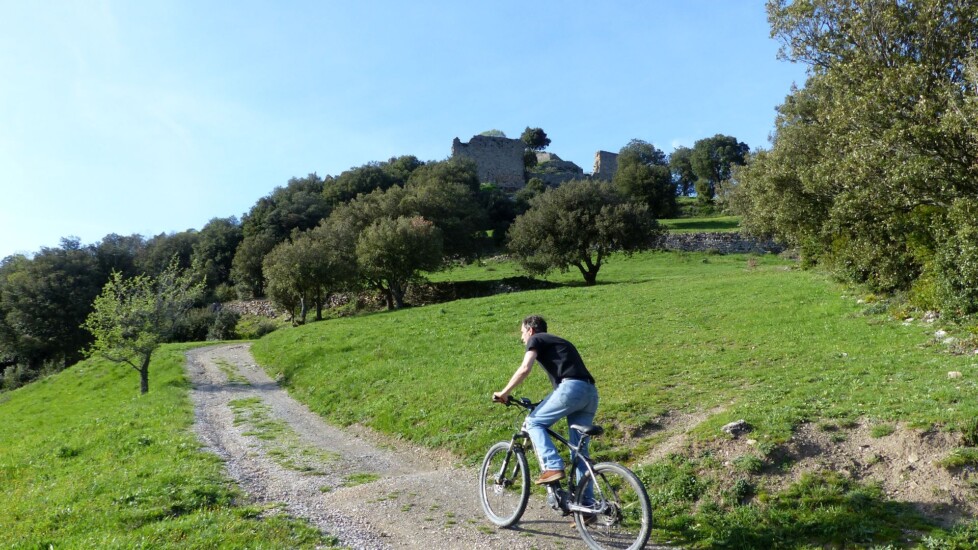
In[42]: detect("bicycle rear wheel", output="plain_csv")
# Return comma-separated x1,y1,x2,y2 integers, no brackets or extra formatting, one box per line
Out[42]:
478,441,530,527
574,462,652,550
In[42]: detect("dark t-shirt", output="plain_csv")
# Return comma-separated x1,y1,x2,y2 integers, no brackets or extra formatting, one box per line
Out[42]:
525,332,595,389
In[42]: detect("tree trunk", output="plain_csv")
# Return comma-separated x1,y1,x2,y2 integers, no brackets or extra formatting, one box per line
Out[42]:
574,262,599,286
139,353,151,394
389,280,406,309
298,296,307,325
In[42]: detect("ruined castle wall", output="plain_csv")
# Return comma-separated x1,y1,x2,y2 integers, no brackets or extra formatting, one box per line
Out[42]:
528,152,584,186
592,151,618,181
451,135,526,190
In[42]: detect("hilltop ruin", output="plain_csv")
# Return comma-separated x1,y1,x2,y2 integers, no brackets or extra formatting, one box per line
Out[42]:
451,134,617,190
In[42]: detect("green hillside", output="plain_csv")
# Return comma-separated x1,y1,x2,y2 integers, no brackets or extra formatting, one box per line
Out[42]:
251,250,978,546
253,251,977,457
0,345,333,548
4,250,977,548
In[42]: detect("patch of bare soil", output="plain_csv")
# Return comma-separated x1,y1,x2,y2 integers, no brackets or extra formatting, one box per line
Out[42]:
641,412,977,528
768,422,977,525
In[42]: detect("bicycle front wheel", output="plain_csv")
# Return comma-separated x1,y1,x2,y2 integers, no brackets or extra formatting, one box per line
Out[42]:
478,441,530,527
574,462,652,550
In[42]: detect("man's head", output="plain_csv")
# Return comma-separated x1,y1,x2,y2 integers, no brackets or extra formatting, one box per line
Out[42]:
521,315,547,344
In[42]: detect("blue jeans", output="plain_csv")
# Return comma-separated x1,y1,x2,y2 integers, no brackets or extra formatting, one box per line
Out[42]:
524,379,599,497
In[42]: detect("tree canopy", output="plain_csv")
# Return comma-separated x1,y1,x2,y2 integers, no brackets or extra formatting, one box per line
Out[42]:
614,139,678,218
507,180,661,286
233,174,331,298
0,239,103,374
520,127,551,151
83,263,202,394
263,225,355,324
668,146,697,196
690,135,749,204
356,216,443,309
733,0,978,313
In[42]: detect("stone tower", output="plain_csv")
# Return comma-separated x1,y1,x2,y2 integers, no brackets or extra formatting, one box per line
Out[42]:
592,151,619,181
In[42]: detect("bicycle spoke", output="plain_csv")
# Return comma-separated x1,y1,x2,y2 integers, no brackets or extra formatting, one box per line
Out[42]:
575,462,652,550
479,441,530,527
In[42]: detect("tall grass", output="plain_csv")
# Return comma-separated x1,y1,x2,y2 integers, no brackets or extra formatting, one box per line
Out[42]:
0,344,333,548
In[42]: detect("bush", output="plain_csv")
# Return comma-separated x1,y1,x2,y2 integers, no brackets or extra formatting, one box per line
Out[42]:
213,283,237,303
235,315,282,340
0,364,32,391
207,309,240,341
935,199,978,316
171,307,215,342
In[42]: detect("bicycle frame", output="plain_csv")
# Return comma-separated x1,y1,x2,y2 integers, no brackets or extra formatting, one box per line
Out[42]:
499,398,609,515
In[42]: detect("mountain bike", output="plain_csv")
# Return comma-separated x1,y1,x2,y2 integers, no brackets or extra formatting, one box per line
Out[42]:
479,396,652,550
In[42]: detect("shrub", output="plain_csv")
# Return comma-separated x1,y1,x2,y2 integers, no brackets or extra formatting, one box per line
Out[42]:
935,198,978,316
171,307,215,342
207,309,241,341
235,315,282,340
0,364,33,391
213,283,238,303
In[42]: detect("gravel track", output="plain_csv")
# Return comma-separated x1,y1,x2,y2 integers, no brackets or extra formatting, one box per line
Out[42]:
186,344,660,549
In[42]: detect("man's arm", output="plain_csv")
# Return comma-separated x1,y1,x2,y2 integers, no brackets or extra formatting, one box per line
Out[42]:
493,350,537,402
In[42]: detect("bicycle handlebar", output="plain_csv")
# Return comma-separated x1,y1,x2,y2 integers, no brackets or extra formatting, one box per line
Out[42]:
495,395,537,410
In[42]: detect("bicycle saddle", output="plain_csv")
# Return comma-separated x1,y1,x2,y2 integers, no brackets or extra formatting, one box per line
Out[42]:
570,424,604,436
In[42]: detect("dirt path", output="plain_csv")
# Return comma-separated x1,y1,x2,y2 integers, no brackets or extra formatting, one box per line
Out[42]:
186,344,662,549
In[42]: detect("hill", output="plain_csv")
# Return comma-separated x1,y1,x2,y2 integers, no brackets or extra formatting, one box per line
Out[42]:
251,250,978,546
3,250,977,547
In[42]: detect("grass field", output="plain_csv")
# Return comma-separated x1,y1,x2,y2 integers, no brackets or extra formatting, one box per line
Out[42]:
251,250,978,547
0,344,335,549
4,250,977,548
254,251,977,457
658,215,741,233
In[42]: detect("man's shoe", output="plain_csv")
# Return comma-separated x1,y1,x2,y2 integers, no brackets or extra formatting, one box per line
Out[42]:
535,469,565,484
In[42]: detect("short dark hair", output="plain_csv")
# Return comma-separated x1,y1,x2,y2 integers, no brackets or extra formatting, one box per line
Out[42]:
522,315,547,333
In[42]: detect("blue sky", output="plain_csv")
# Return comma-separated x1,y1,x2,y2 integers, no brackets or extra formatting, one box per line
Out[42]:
0,1,808,259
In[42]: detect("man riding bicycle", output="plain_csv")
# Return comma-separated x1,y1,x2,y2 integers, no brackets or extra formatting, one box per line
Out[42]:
493,315,599,487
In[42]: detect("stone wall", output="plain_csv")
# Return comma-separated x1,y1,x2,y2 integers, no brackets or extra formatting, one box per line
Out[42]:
655,232,785,254
451,135,526,190
593,151,618,181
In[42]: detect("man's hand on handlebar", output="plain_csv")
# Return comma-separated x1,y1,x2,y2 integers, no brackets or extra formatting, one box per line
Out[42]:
492,392,509,404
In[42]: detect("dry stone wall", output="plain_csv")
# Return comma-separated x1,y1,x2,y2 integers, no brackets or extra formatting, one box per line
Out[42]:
656,232,785,254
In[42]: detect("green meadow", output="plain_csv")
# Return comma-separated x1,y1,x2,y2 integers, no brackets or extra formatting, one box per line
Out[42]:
251,250,978,547
0,345,335,549
658,216,741,233
253,251,978,458
3,250,978,548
